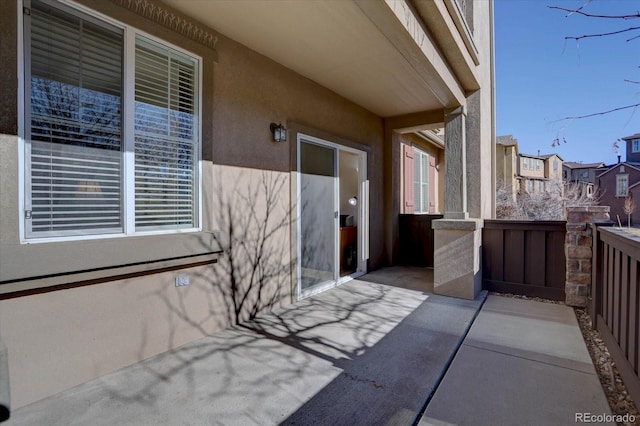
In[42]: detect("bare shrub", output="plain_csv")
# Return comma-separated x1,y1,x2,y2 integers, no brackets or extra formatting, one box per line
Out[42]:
496,181,600,220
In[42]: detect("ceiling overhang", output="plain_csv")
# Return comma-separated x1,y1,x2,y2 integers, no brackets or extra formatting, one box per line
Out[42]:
161,0,476,118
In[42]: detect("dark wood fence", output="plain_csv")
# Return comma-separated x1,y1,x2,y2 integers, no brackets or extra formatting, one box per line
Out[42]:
398,214,443,267
591,225,640,404
482,220,566,300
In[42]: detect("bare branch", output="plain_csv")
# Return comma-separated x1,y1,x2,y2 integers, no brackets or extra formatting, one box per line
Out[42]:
548,6,640,20
564,26,640,41
562,103,640,120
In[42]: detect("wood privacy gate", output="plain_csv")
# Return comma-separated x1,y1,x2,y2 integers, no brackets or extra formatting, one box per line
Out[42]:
482,220,567,300
591,225,640,404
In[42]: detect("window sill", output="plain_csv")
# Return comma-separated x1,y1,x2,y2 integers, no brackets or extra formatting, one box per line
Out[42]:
0,231,223,295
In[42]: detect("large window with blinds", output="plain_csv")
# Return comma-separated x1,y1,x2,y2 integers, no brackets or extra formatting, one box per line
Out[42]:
24,0,201,239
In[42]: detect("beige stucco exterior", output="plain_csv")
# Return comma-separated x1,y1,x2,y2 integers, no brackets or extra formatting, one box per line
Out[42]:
496,140,518,199
517,153,563,195
0,0,495,408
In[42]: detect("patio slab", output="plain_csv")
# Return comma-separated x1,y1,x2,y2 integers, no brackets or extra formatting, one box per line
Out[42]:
6,276,483,426
420,295,613,426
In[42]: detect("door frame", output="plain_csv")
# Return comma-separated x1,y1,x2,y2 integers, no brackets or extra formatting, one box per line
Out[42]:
295,133,368,299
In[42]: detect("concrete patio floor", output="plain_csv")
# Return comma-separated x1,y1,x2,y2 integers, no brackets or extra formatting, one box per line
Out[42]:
5,267,613,425
6,269,481,425
420,295,613,426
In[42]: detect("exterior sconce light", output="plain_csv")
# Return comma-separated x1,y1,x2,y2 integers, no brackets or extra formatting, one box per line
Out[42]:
348,196,358,206
270,122,287,142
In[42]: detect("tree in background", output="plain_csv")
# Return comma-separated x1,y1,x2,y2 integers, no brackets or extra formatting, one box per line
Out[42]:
496,181,599,220
624,193,635,227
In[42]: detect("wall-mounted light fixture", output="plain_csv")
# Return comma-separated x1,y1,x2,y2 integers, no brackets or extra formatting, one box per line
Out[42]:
270,122,287,142
348,196,358,206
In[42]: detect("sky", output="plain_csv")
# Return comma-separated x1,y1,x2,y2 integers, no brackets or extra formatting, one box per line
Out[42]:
495,0,640,165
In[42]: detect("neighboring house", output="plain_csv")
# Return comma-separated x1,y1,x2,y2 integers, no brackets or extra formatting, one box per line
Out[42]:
623,132,640,163
598,134,640,225
495,135,519,200
540,154,564,195
0,0,495,409
518,152,563,195
563,161,605,198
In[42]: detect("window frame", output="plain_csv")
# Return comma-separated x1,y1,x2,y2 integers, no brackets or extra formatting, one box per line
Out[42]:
413,148,429,214
633,139,640,153
616,174,629,197
526,179,534,193
21,0,203,243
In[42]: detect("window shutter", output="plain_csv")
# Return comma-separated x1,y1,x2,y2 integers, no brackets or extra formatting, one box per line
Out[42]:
428,155,436,213
134,36,199,230
27,0,123,237
402,144,414,213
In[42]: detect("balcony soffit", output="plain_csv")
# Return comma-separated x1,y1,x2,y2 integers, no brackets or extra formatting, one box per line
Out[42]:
160,0,468,117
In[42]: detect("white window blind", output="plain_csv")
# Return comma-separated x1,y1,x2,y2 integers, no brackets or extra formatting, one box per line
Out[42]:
25,0,201,240
134,36,198,230
27,0,124,237
413,150,429,214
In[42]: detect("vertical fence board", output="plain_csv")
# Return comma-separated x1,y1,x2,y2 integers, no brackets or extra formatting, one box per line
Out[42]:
614,249,622,342
525,230,545,286
504,230,525,284
630,260,638,373
482,221,565,300
590,226,603,328
593,227,640,407
603,244,609,328
398,214,443,267
621,254,630,355
546,230,566,289
485,228,505,282
608,247,615,328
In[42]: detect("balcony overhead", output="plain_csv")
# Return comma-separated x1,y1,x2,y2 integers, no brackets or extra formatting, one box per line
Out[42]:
161,0,481,118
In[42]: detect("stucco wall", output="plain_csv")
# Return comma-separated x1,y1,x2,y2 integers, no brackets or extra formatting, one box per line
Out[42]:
472,0,495,219
0,0,385,408
0,263,228,408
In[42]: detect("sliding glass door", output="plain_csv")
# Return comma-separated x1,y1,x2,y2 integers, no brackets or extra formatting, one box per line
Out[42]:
298,139,338,296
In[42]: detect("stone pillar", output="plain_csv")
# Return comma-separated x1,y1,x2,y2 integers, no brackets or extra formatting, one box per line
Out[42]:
433,105,483,300
565,206,610,307
433,218,483,299
443,106,468,220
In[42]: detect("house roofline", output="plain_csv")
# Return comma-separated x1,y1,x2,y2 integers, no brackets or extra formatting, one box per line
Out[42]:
563,162,605,169
596,162,640,178
621,133,640,141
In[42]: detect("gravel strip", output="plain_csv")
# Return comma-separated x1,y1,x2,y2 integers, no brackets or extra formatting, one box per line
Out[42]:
490,292,639,425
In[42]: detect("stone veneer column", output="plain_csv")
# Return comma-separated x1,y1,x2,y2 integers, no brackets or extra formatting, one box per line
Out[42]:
565,206,610,307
